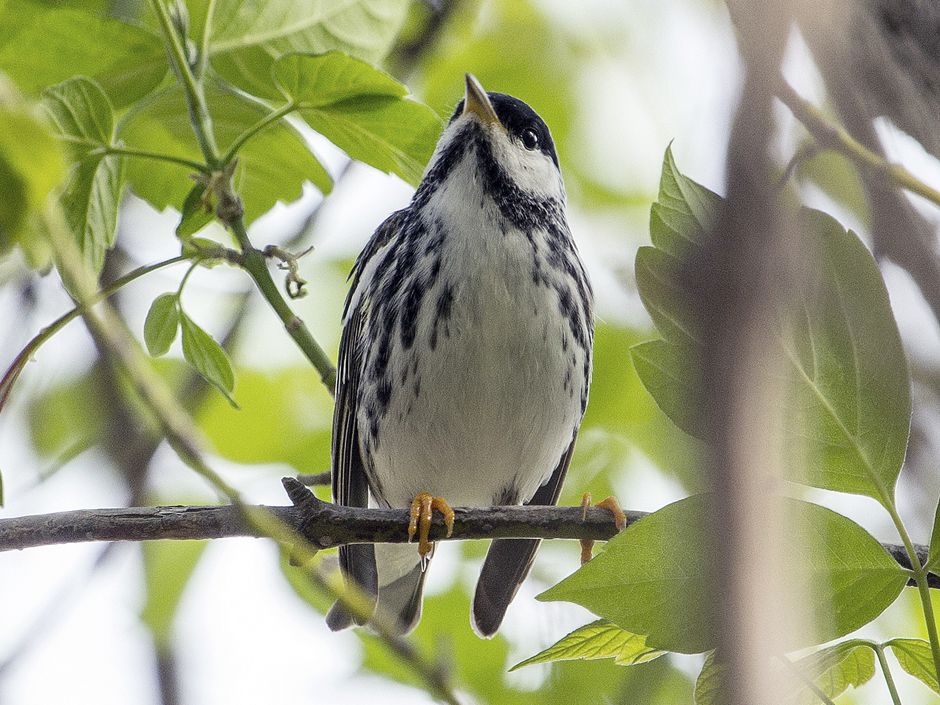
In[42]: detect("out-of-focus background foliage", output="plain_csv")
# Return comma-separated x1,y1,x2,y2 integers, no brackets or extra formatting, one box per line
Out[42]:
2,1,940,703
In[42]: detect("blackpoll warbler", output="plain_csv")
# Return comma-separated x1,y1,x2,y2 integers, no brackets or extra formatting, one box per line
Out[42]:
327,74,594,637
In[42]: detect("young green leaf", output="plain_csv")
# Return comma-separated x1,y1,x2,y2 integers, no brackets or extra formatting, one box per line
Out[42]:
180,312,237,406
511,620,665,671
144,293,180,357
196,0,411,100
538,495,908,654
42,77,124,277
0,4,165,107
272,52,441,186
885,638,940,694
120,86,332,224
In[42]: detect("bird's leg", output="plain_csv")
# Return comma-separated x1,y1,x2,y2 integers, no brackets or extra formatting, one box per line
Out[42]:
579,492,627,564
407,492,455,563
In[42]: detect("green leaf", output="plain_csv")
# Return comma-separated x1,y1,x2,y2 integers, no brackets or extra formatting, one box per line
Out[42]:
198,367,332,472
635,245,700,348
176,183,215,238
649,145,719,258
779,210,911,503
539,495,908,654
695,643,876,705
511,619,665,670
630,340,704,440
885,638,940,694
786,641,877,705
42,77,124,276
180,311,237,406
0,99,66,264
140,540,207,650
273,51,406,104
929,498,940,573
27,371,106,459
636,147,911,505
192,0,411,100
120,85,332,223
144,293,180,357
273,52,441,185
694,651,721,705
0,2,165,107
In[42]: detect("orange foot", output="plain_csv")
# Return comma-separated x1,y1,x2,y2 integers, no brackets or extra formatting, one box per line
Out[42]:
579,493,627,564
408,492,455,562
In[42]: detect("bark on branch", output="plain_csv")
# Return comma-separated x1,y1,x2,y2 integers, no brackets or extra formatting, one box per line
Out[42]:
1,478,934,589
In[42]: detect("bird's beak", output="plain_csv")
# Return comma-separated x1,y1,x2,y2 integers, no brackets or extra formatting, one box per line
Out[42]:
463,73,501,127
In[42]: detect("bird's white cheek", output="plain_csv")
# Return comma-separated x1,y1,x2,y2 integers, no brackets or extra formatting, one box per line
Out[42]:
491,138,564,202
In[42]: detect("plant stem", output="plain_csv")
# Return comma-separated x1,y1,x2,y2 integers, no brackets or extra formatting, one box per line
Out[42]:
885,501,940,685
0,255,188,411
92,146,210,173
777,80,940,208
231,219,336,391
874,643,903,705
196,0,216,78
221,101,297,164
150,0,335,393
150,0,221,168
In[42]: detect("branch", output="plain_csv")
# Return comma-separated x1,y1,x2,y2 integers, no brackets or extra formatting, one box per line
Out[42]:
1,478,935,589
776,80,940,208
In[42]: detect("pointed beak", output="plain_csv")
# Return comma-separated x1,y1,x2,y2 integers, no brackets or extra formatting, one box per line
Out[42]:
462,73,501,127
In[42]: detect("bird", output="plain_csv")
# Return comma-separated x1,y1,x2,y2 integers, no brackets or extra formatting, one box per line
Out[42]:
326,74,595,638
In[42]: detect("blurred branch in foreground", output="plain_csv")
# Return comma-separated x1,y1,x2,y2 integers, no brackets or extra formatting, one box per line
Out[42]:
0,477,934,591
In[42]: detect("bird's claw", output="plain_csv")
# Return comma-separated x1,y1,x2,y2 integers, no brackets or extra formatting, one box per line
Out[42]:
579,493,627,564
408,492,455,561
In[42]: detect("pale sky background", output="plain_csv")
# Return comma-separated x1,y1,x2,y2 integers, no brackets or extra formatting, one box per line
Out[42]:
2,1,940,703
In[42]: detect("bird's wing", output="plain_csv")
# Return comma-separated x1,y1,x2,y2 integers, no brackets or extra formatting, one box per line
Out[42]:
327,210,408,631
471,436,577,638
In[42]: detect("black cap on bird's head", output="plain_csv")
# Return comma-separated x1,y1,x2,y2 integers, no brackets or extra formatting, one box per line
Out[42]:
449,74,560,169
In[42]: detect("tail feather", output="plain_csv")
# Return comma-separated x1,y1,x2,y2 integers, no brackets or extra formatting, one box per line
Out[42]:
327,544,426,635
471,538,541,638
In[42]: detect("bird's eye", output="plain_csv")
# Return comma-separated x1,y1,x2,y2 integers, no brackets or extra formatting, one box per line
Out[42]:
521,128,539,150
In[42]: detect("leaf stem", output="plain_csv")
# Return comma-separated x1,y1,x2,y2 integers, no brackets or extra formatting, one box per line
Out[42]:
221,101,297,164
873,642,903,705
91,145,210,173
0,255,188,411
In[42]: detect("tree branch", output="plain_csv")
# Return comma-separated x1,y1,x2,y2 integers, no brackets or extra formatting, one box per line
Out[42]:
1,478,934,589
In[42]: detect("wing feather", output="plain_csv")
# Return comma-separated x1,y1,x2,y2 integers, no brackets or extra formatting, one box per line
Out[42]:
327,209,408,630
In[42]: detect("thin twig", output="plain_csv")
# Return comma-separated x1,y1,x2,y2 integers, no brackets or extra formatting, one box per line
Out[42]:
776,80,940,207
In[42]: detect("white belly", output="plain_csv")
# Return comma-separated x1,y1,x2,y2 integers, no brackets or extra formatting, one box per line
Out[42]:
361,207,586,508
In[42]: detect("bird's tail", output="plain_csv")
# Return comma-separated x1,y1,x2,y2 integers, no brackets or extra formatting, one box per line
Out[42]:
471,538,541,638
326,543,427,635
